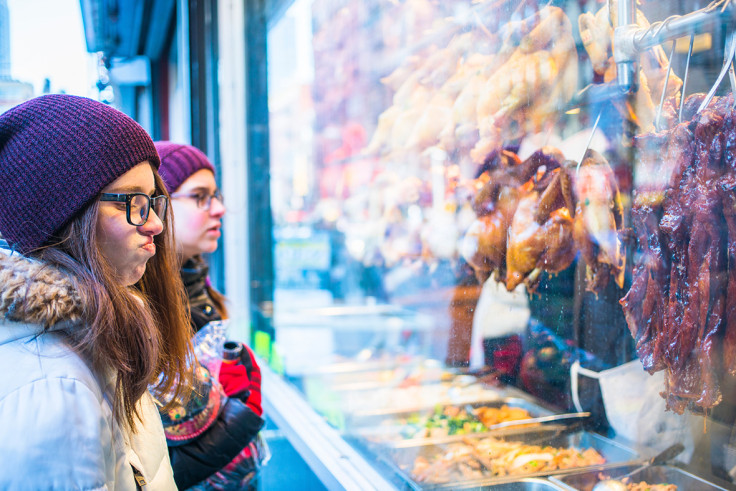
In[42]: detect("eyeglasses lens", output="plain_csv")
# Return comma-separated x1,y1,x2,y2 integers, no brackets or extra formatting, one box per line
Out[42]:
195,190,223,210
206,190,223,210
130,194,150,226
152,196,168,218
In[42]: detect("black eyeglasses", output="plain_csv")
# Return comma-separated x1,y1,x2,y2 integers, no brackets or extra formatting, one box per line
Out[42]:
170,189,223,211
99,193,168,226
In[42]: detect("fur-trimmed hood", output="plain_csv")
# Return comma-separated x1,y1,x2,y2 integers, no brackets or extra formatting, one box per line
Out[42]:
0,249,177,490
0,250,84,327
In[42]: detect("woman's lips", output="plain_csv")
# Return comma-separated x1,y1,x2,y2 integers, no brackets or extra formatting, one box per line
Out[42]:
141,241,156,254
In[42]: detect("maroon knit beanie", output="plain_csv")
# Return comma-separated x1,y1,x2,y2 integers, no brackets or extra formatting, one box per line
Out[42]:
0,94,160,254
155,141,215,193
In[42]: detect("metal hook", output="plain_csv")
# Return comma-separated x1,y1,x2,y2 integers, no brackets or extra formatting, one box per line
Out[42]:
679,34,695,122
718,0,734,14
655,41,677,131
576,110,602,175
697,29,736,114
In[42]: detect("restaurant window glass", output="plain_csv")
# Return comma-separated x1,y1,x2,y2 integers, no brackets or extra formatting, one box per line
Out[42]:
265,0,736,487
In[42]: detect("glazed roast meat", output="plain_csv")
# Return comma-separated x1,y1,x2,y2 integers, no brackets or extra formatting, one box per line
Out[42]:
622,94,736,413
620,199,669,374
721,103,736,376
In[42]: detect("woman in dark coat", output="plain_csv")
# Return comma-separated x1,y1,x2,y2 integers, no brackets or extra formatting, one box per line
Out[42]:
156,141,266,490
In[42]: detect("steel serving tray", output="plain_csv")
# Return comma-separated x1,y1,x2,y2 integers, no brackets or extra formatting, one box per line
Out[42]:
476,478,567,490
375,428,639,490
299,359,408,376
339,380,552,418
323,366,460,392
304,367,431,389
549,463,732,490
419,477,567,490
336,382,511,416
299,357,463,392
345,397,557,442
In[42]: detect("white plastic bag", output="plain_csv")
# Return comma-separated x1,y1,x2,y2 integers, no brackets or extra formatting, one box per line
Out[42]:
571,359,696,458
192,320,228,380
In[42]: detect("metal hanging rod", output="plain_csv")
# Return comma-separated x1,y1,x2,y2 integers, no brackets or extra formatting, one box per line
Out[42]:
613,0,736,92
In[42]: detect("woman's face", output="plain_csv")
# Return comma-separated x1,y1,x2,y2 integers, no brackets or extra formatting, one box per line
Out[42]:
171,169,225,261
96,161,165,286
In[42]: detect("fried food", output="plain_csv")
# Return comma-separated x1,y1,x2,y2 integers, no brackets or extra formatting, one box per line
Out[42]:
409,436,606,483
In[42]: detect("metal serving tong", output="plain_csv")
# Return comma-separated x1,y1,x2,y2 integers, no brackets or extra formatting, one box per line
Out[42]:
482,411,591,431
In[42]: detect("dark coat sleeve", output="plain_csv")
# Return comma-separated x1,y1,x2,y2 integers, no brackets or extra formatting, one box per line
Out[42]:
168,396,265,489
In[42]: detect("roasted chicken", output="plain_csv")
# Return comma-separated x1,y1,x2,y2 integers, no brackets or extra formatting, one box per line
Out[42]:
462,145,625,294
472,6,578,163
572,150,626,292
365,4,578,162
505,148,624,293
461,150,524,283
461,148,567,284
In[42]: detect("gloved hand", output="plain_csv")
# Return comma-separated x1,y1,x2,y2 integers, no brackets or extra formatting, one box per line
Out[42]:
219,361,249,397
217,342,262,416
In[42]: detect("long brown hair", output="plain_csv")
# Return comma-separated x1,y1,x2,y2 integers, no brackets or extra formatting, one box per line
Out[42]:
206,280,229,319
34,171,194,430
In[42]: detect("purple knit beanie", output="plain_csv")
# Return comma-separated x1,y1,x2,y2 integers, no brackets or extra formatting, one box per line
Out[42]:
0,94,160,254
155,141,215,193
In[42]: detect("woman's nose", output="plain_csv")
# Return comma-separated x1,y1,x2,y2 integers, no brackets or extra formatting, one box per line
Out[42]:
140,208,165,235
210,195,226,216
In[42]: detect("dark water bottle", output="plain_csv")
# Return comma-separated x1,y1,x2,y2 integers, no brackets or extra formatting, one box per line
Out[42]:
223,341,243,363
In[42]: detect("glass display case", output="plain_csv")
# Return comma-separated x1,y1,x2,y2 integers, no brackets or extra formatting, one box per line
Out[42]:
259,0,736,488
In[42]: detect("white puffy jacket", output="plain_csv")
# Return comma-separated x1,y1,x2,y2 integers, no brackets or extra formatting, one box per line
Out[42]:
0,250,177,490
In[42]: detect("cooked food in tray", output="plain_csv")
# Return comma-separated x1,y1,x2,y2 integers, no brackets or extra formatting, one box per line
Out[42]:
617,478,676,491
408,435,606,484
470,404,535,429
388,404,536,439
593,478,678,490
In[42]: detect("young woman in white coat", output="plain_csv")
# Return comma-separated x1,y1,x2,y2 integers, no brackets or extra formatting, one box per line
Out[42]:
0,94,193,490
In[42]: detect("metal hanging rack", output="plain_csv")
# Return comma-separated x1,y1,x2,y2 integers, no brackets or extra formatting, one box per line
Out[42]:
561,0,735,168
614,0,736,93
